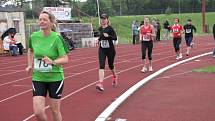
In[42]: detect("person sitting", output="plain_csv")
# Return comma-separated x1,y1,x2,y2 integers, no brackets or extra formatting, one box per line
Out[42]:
15,37,24,55
3,33,18,56
60,32,75,50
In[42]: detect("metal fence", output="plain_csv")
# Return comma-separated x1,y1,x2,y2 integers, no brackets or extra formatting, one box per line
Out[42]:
26,23,94,48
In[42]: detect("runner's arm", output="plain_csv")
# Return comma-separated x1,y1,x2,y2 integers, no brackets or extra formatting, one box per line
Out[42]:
51,55,68,65
27,48,34,68
108,27,117,41
193,25,197,33
151,25,156,37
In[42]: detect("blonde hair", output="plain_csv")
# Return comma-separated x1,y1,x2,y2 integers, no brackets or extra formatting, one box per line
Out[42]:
40,11,58,32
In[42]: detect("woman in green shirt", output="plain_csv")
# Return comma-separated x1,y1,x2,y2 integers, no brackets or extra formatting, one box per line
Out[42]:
26,11,69,121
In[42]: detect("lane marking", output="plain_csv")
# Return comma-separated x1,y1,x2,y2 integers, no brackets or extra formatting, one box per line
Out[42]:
22,52,191,121
13,85,31,88
0,89,32,103
0,46,175,86
95,52,212,121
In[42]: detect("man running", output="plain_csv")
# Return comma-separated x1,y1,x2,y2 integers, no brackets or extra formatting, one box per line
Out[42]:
171,18,184,59
184,19,197,56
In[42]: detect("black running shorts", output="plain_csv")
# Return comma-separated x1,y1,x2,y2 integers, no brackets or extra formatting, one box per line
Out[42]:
32,81,64,99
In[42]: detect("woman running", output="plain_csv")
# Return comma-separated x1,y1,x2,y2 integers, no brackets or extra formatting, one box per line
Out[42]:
26,11,69,121
183,19,197,56
171,18,184,59
96,14,118,91
139,16,156,72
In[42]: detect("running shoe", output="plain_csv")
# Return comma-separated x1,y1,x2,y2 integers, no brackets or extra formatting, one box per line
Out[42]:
141,67,147,73
176,55,180,60
112,75,118,87
96,83,104,91
149,66,153,72
186,52,189,56
179,53,183,59
191,42,194,48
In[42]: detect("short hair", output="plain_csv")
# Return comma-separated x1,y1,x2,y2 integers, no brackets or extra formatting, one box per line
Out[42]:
175,18,179,22
187,19,192,22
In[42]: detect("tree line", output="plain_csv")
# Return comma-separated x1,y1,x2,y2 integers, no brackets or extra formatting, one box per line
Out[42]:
1,0,215,18
81,0,215,16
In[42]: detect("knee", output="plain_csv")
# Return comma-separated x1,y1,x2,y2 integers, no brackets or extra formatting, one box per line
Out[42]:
34,109,46,120
50,107,60,116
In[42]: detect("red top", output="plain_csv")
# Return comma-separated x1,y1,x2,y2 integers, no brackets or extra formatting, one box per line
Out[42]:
140,25,153,41
9,38,16,45
171,24,183,38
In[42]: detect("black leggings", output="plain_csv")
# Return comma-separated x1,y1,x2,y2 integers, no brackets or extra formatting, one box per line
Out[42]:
99,48,116,70
141,41,153,60
173,38,182,52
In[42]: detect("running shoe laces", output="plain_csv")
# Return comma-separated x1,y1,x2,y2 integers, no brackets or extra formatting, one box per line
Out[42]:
96,83,104,91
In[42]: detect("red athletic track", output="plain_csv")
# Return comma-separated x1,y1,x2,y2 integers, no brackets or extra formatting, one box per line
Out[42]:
111,52,215,121
0,35,214,121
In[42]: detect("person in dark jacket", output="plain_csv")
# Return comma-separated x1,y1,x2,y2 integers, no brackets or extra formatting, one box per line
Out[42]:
163,19,170,40
96,14,118,91
183,19,197,56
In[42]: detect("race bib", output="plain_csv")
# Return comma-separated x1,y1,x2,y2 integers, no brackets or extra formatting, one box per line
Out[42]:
186,29,191,33
142,35,150,41
173,28,179,33
100,40,110,48
34,58,52,72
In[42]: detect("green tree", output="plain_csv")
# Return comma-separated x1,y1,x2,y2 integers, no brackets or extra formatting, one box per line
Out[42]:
81,0,110,16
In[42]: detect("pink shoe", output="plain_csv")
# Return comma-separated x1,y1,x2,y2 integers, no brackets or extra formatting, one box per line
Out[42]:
112,75,118,87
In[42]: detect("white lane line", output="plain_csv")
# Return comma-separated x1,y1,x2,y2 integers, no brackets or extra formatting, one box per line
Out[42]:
0,56,143,103
22,61,145,121
13,85,31,87
0,89,32,103
154,71,192,80
95,52,212,121
0,53,138,87
0,70,25,77
0,64,26,70
0,49,139,77
22,53,182,121
0,77,31,87
2,48,212,119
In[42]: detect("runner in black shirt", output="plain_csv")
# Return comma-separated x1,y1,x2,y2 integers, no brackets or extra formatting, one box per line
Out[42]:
184,19,197,56
96,14,118,91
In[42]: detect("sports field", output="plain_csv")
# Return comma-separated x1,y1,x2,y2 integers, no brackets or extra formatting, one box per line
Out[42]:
0,35,214,121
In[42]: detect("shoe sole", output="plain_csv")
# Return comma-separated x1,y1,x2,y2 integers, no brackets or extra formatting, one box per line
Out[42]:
96,85,104,91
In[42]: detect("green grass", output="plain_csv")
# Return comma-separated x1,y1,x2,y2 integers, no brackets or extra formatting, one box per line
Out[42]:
89,12,215,43
193,66,215,73
27,12,215,43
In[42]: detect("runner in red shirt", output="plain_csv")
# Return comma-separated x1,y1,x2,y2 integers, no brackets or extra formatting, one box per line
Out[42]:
171,18,184,59
139,16,156,72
